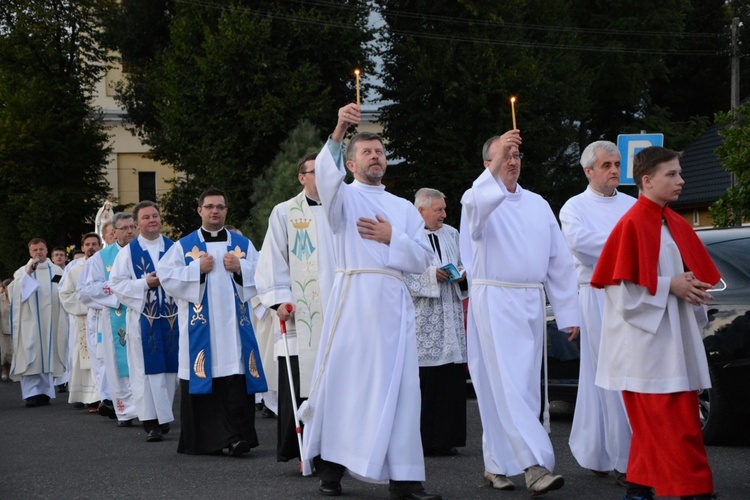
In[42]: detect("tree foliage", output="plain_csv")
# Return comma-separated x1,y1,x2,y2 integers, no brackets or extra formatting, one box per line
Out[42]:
247,120,323,243
710,104,750,227
374,0,741,226
106,0,372,238
0,0,113,276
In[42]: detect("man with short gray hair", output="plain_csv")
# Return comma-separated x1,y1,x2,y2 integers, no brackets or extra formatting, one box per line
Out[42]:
406,188,468,457
78,213,138,425
560,140,636,484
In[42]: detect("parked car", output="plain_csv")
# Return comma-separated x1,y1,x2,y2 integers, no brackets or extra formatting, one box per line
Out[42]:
696,227,750,445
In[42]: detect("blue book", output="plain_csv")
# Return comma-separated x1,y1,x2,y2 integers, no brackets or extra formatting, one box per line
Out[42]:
440,263,461,282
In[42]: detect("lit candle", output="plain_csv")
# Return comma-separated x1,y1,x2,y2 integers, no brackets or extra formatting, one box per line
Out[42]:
355,69,361,106
510,96,517,130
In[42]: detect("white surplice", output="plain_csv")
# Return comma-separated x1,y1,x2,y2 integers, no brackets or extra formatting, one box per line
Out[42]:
596,224,711,393
9,260,67,399
560,187,636,473
110,235,178,425
460,169,579,476
59,258,98,404
255,194,335,397
300,140,433,482
157,229,259,381
78,248,135,419
405,224,468,367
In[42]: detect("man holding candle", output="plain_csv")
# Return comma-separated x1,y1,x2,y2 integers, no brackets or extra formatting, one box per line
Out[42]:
560,141,636,485
460,130,579,495
299,103,440,500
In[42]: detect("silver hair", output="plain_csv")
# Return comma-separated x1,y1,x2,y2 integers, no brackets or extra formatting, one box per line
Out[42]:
414,188,446,209
580,141,619,170
482,135,502,162
111,212,134,229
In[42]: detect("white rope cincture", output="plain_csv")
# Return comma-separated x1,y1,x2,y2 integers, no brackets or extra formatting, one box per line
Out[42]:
471,278,551,433
297,268,405,425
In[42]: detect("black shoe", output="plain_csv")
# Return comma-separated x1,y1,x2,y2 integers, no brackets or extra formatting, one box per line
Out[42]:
318,481,342,496
146,429,163,442
37,394,51,406
261,407,276,418
98,400,116,419
227,440,250,456
255,402,264,411
56,383,68,393
117,419,135,428
25,397,38,408
394,490,442,500
160,423,170,434
72,402,85,409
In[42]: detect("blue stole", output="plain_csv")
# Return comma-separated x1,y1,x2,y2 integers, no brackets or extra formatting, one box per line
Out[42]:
129,236,179,375
180,229,267,395
100,244,129,378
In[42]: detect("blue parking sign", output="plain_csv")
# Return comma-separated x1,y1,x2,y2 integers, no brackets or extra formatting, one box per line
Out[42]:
617,133,664,185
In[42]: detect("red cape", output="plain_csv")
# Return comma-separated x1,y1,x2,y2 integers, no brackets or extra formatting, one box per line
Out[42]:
591,196,720,295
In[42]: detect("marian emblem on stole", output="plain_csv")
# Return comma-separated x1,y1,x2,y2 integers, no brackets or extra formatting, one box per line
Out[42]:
291,219,315,260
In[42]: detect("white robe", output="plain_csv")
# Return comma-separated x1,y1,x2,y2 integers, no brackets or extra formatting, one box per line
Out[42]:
255,195,335,397
405,224,468,367
9,260,67,399
157,229,259,381
459,169,579,476
78,248,135,419
300,140,433,482
560,187,636,473
59,258,98,404
110,235,178,425
596,224,711,393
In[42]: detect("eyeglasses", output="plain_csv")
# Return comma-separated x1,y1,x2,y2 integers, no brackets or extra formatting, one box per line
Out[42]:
115,224,136,231
483,152,524,162
301,170,315,175
202,204,228,211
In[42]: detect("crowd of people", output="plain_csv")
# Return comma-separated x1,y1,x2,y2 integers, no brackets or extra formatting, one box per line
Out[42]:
0,104,719,500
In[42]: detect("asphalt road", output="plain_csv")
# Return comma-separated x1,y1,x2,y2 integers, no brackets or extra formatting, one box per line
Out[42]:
0,381,748,499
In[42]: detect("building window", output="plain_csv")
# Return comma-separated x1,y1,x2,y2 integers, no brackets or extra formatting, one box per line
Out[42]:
139,172,157,202
693,209,700,226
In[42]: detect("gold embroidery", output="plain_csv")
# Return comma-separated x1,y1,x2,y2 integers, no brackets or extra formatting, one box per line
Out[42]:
185,246,206,261
193,350,206,378
228,245,246,259
190,303,206,326
248,350,260,378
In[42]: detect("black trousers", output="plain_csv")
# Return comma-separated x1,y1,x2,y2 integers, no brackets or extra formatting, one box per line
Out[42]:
277,356,305,461
177,375,258,455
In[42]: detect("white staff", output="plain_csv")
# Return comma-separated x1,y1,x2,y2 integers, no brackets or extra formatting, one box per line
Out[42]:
279,303,303,462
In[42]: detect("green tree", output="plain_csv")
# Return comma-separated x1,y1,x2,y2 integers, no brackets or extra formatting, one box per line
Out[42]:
247,120,323,243
106,0,372,236
0,0,113,276
375,0,589,223
709,104,750,227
